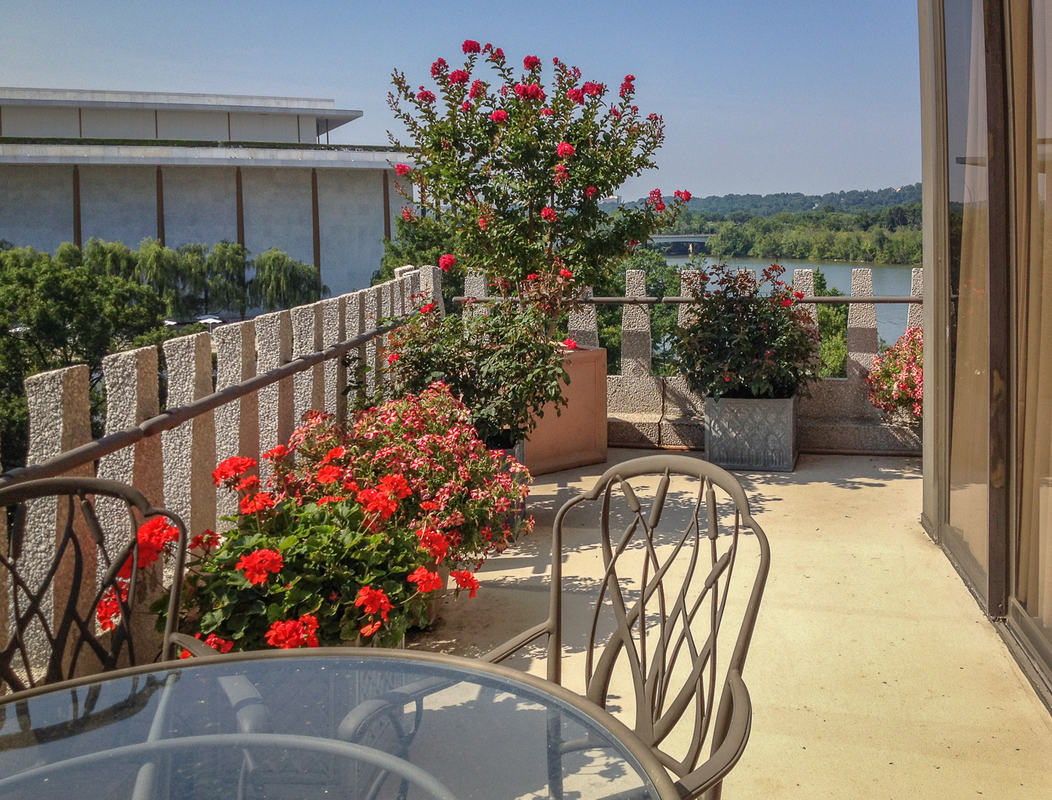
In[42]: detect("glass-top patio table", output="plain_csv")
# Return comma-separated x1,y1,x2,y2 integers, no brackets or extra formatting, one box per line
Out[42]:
0,649,679,799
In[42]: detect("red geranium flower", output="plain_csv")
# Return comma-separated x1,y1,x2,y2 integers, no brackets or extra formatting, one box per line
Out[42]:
355,586,392,620
407,567,444,593
240,492,276,515
265,615,320,649
451,569,480,599
563,338,579,350
316,464,342,484
360,621,382,637
236,548,283,585
419,302,436,314
212,456,257,487
262,444,289,460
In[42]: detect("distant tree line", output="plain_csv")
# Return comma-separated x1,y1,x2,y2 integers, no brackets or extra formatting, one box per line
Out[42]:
0,238,326,470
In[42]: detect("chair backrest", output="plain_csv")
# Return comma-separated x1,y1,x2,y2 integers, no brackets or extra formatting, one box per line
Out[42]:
547,454,770,797
0,477,187,694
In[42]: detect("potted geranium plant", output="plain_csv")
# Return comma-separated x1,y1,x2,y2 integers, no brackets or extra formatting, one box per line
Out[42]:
867,326,923,426
387,42,690,471
160,384,532,651
675,262,820,471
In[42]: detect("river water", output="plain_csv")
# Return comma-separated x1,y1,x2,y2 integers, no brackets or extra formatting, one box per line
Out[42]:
664,254,918,347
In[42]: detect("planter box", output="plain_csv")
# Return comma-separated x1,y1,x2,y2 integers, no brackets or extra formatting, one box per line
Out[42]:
524,346,608,476
704,395,799,472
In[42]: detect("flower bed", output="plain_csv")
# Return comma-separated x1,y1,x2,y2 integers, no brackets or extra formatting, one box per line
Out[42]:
144,383,532,650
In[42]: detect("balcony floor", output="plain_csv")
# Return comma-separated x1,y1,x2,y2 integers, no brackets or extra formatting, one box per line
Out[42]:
408,449,1052,798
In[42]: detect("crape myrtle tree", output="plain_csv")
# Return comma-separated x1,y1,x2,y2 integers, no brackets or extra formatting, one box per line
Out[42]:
388,39,690,329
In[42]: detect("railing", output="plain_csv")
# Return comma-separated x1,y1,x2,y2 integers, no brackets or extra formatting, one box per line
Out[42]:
0,261,919,658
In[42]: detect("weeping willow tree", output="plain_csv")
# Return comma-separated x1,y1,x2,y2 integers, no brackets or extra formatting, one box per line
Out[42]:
248,247,327,312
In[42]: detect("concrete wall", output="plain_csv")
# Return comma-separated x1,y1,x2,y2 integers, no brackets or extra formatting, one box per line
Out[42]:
156,109,228,141
162,166,238,247
318,169,387,297
0,164,73,249
242,167,314,266
1,106,79,137
80,165,157,247
229,112,299,143
81,108,155,139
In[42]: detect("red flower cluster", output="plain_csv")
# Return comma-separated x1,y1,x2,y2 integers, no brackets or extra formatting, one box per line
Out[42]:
98,516,180,631
395,164,411,177
417,89,436,104
448,69,470,84
189,528,221,550
451,570,480,599
263,444,289,460
556,142,575,159
417,526,450,561
582,81,603,96
213,456,256,487
316,464,342,484
558,268,572,279
179,631,234,658
674,189,692,203
541,207,557,222
265,614,319,649
585,186,598,199
563,338,579,350
419,302,437,314
430,58,448,79
355,586,392,620
439,254,457,272
407,567,444,593
539,107,553,116
620,74,635,98
514,83,545,101
553,164,567,186
469,79,485,99
523,54,540,70
462,39,481,54
240,492,276,515
490,109,508,123
648,188,666,213
236,548,283,585
566,87,585,104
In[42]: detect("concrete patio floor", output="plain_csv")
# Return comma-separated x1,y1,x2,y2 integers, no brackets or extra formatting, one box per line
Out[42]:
408,449,1052,799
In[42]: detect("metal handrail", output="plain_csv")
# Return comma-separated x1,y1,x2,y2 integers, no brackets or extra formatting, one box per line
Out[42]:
0,315,408,488
453,295,922,305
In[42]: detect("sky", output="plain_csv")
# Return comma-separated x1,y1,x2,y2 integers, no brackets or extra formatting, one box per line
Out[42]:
0,0,922,201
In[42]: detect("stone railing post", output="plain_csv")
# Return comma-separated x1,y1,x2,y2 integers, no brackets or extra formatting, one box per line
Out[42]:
847,268,879,416
908,267,924,329
292,301,325,425
362,286,383,399
621,270,651,377
22,365,93,666
255,310,293,482
162,333,216,541
213,320,257,527
568,287,600,349
321,295,348,422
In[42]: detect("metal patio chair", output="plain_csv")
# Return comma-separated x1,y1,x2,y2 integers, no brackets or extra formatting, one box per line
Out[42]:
0,477,188,694
486,454,771,800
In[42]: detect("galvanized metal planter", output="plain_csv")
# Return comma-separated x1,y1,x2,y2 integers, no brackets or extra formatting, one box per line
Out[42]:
703,395,799,471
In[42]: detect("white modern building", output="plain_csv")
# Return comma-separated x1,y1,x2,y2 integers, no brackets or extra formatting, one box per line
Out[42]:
0,88,401,296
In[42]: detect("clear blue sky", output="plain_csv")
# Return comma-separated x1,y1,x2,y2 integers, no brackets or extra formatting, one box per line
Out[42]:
0,0,921,201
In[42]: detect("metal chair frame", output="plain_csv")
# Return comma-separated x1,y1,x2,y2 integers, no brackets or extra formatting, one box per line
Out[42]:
487,454,771,799
0,477,188,694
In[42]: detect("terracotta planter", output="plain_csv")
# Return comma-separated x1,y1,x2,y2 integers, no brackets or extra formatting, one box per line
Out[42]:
704,395,799,472
523,346,608,476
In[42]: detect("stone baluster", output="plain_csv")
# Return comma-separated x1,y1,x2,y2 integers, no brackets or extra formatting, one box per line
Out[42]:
847,268,879,415
463,269,487,319
22,365,93,666
792,269,820,354
361,286,383,400
568,287,600,349
621,270,651,377
344,290,367,408
255,310,293,482
162,333,216,542
678,269,704,327
419,265,445,317
213,321,257,527
908,267,924,330
292,301,324,425
321,295,348,422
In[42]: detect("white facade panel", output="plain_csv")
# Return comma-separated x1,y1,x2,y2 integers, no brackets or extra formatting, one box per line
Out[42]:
157,110,228,141
162,166,237,247
241,167,313,266
79,165,157,247
317,169,388,297
229,113,299,143
0,164,73,249
1,106,79,137
81,107,155,139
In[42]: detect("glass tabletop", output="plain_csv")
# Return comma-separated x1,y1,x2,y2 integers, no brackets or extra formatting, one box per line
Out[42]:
0,649,672,800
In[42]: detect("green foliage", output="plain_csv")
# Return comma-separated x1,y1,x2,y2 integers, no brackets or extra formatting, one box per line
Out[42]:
813,268,848,378
675,263,820,400
377,215,462,309
383,302,568,447
249,247,327,312
0,247,169,469
867,326,923,419
389,41,687,312
631,183,922,218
